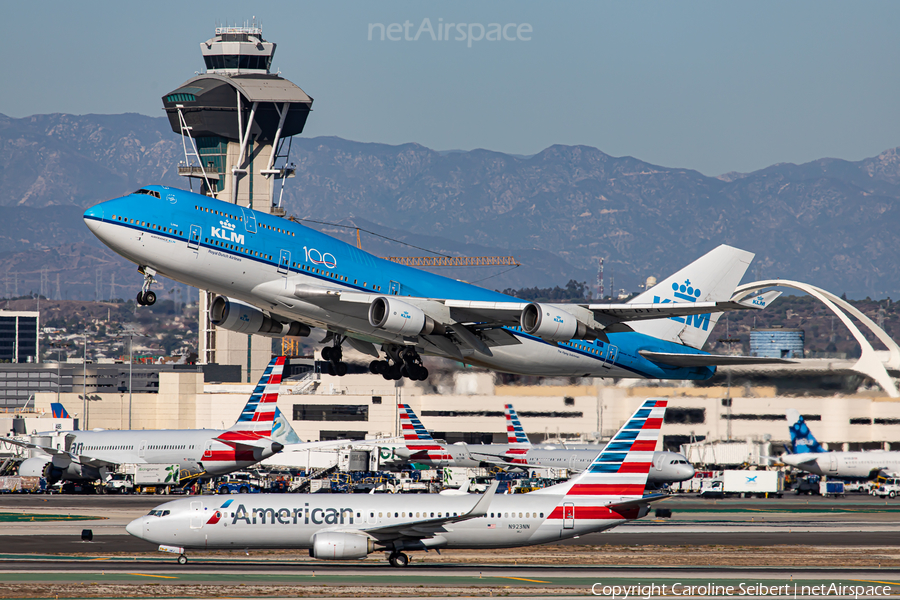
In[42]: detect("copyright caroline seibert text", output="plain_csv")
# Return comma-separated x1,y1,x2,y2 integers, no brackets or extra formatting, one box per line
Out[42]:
591,582,893,598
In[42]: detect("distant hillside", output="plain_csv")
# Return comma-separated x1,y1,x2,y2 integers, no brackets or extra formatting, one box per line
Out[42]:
2,113,900,300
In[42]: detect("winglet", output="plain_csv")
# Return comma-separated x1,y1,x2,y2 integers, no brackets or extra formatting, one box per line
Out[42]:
465,480,499,518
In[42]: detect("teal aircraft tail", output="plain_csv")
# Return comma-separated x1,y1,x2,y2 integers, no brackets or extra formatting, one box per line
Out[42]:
786,409,826,454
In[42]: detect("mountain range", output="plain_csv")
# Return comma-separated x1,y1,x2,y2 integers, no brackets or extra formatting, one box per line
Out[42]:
1,112,899,301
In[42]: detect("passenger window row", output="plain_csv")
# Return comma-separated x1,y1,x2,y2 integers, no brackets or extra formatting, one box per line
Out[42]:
112,215,183,237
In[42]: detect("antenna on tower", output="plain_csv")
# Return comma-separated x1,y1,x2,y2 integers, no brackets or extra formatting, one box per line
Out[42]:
596,257,605,300
55,273,61,301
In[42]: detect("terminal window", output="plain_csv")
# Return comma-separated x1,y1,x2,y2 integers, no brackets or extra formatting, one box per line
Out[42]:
293,404,369,421
665,408,705,424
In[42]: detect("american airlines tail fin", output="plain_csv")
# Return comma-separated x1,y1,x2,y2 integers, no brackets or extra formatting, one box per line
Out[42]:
786,409,826,454
220,356,285,442
628,245,755,349
534,398,667,514
398,403,452,461
504,403,532,446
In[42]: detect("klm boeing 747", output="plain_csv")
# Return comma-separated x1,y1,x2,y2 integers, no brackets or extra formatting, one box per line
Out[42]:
84,185,784,381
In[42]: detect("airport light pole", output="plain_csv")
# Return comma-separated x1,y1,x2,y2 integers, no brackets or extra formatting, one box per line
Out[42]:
117,326,145,430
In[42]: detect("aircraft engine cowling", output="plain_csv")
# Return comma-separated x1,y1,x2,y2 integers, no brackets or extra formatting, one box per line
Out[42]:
520,303,588,342
18,458,61,482
209,296,311,338
368,297,442,336
310,532,375,560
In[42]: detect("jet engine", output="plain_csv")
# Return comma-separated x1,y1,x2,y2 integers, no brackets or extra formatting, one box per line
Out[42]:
18,457,99,483
209,296,311,338
368,297,443,336
310,532,375,560
520,303,589,342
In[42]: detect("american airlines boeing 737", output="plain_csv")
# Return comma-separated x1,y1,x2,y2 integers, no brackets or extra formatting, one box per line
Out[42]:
5,357,301,484
126,398,670,567
84,186,784,382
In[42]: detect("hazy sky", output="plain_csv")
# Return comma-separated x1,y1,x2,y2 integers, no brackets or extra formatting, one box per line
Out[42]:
2,1,898,176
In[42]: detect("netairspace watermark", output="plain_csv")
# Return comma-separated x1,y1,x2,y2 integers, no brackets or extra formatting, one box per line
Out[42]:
368,18,532,48
590,582,893,599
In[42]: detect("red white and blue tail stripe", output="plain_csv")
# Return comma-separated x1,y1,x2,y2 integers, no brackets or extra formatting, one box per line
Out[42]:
536,398,667,521
399,403,452,461
504,403,532,446
219,357,285,442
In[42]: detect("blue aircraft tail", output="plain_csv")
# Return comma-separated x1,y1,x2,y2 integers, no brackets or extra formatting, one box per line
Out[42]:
786,409,826,454
51,402,70,419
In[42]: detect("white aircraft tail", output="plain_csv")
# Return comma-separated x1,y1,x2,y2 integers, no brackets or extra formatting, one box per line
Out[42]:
628,245,754,349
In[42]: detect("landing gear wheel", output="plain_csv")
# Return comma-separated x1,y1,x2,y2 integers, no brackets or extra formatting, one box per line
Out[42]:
136,291,146,306
334,362,348,376
177,554,188,565
369,360,386,375
322,346,333,361
143,291,156,306
389,552,409,568
326,362,336,376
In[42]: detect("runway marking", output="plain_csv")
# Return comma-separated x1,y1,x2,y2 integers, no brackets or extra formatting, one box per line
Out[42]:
851,579,900,586
89,558,109,561
127,573,178,579
499,576,551,583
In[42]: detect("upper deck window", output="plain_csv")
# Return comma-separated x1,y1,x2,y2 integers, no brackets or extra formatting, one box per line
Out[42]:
133,189,160,199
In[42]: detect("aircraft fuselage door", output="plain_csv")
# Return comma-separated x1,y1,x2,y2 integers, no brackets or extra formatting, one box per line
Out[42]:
241,208,257,233
188,225,201,250
203,441,213,459
562,502,575,529
278,250,290,275
389,281,400,295
190,501,203,529
655,453,665,471
606,345,619,366
139,440,147,459
829,455,838,472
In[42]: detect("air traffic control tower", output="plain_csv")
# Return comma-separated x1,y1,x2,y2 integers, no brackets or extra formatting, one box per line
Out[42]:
162,25,313,383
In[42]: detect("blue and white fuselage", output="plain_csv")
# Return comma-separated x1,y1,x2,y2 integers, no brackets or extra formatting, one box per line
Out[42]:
84,186,772,380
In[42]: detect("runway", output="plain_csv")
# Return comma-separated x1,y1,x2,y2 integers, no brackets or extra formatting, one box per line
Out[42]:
3,493,899,597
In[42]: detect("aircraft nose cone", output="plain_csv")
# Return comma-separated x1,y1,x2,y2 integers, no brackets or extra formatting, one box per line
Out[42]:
125,517,144,539
83,204,104,234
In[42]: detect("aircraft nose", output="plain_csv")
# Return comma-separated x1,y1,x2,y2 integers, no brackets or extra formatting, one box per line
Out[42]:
83,204,105,234
125,517,144,539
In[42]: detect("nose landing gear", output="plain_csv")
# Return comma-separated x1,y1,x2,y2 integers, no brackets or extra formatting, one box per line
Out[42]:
136,266,157,306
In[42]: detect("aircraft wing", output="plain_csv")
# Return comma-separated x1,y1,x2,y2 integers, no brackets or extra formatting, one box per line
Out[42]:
360,481,499,542
0,437,119,470
638,351,796,367
284,286,776,332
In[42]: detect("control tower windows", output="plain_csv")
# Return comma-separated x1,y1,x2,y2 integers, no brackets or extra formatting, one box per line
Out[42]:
204,55,271,71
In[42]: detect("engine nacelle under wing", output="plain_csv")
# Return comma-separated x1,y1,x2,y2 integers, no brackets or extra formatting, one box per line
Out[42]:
520,303,588,342
368,297,442,336
310,532,375,560
18,457,98,483
209,296,311,338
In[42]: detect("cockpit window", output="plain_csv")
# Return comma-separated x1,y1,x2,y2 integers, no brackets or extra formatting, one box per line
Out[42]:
148,510,171,517
134,188,161,199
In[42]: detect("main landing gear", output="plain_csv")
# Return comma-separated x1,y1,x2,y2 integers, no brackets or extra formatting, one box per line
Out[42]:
177,554,188,565
321,337,349,377
136,266,157,306
388,551,409,568
369,346,429,381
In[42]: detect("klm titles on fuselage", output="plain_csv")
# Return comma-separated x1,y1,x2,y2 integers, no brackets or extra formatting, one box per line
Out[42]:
212,221,244,245
654,279,711,331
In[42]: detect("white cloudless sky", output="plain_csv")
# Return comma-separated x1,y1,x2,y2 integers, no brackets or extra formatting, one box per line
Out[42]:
2,1,898,176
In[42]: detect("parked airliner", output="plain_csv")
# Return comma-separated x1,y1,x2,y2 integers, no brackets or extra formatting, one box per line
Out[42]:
126,398,669,567
395,403,693,484
780,409,900,479
5,357,301,484
83,186,784,381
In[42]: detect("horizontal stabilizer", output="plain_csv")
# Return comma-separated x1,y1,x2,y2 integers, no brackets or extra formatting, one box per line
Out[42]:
639,350,795,367
606,493,670,512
